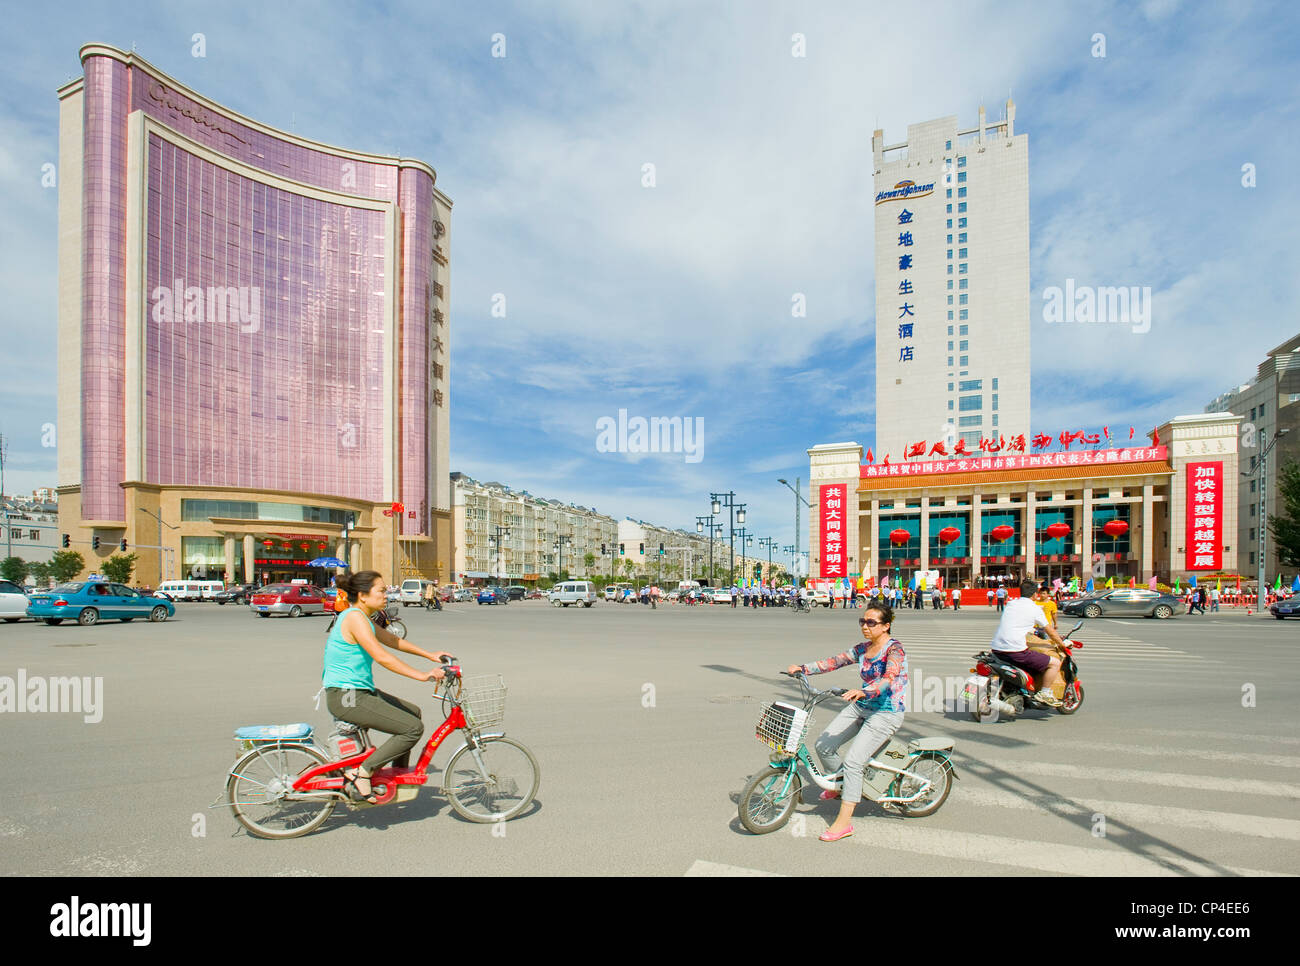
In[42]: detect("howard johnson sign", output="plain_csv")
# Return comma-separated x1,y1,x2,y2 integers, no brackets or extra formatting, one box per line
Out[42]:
875,180,936,205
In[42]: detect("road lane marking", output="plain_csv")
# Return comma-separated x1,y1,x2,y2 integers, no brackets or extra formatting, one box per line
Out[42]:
685,860,784,877
957,787,1300,840
978,759,1300,799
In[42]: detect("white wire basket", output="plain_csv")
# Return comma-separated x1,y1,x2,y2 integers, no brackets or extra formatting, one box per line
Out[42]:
459,674,507,729
755,701,810,754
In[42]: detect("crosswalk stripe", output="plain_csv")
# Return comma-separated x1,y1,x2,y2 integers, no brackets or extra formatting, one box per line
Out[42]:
1131,727,1300,747
1043,741,1300,769
979,759,1300,799
957,787,1300,840
685,859,783,877
847,822,1286,876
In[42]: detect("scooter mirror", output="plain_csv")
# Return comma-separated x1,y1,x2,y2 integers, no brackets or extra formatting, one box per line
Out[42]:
1069,620,1084,634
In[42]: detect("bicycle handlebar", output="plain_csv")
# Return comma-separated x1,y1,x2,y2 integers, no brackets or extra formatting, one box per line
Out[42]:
780,670,847,700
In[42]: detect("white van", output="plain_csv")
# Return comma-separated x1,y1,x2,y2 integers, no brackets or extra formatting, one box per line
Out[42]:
400,579,434,606
550,581,597,608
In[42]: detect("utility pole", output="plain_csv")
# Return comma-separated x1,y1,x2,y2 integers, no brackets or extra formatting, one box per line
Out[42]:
710,492,746,587
1247,428,1290,615
778,477,812,580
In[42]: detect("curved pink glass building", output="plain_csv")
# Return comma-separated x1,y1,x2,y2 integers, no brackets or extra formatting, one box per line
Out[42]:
57,44,453,585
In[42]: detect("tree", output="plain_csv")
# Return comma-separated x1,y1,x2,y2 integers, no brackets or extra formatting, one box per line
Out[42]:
27,560,52,587
623,559,635,580
1270,460,1300,567
101,553,138,584
583,552,596,575
48,550,86,583
49,551,87,582
0,556,28,583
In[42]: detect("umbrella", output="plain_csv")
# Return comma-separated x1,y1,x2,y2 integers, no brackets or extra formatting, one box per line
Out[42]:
309,557,347,568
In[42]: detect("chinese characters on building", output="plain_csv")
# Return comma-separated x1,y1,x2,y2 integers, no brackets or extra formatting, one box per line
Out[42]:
820,483,847,579
897,208,914,364
1185,461,1222,571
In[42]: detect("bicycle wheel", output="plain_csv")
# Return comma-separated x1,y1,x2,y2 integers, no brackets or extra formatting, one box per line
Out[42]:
226,742,337,839
738,765,803,834
443,736,539,823
891,754,952,817
387,619,407,639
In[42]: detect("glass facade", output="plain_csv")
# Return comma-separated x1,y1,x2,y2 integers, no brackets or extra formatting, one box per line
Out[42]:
75,49,439,532
181,499,355,525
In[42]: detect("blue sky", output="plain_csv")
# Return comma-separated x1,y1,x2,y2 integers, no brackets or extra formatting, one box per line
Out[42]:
1,0,1297,563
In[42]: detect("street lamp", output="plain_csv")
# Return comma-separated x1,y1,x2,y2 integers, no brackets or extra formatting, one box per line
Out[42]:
778,478,813,578
710,491,746,586
758,536,776,583
553,534,572,580
137,507,179,585
697,514,720,585
490,526,512,586
1244,428,1290,613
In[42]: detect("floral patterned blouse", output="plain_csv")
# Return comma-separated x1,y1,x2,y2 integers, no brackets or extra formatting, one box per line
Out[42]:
800,638,908,714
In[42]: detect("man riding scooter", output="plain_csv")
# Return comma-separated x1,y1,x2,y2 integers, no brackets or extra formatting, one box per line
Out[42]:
988,578,1066,708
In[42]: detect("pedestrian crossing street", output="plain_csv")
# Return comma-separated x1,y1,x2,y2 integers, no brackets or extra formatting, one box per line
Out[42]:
696,724,1300,876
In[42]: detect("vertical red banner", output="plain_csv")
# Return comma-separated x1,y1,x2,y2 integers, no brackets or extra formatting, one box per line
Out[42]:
1185,461,1223,571
820,484,847,578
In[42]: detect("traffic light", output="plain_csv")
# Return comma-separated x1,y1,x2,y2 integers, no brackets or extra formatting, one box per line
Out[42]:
120,539,128,552
619,543,625,555
755,564,762,579
62,533,70,548
639,543,644,555
601,543,607,554
659,543,664,555
92,535,100,550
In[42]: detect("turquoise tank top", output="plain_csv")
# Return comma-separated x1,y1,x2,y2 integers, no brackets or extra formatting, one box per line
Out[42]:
322,607,375,690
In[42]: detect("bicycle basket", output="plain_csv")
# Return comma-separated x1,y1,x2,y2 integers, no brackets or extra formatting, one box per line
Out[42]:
459,674,507,729
755,701,810,754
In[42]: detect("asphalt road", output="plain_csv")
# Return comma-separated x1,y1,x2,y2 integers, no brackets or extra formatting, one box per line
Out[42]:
2,599,1297,876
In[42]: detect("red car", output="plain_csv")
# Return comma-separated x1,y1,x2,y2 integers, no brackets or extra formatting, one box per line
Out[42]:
250,584,326,618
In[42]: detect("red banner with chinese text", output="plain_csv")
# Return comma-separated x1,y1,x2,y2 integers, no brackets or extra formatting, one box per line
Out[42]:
1185,461,1223,571
820,484,847,578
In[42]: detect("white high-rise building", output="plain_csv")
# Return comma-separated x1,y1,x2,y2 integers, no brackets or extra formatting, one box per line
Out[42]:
872,101,1030,462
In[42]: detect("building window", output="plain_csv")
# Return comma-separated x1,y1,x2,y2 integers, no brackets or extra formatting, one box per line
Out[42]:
959,248,968,258
1250,551,1256,565
959,355,969,366
958,187,967,198
29,530,39,541
1250,504,1256,517
946,204,952,213
992,377,998,390
948,295,954,305
959,325,969,335
1251,479,1257,492
947,325,954,335
948,341,954,350
959,309,968,320
948,400,954,410
947,219,952,228
1250,528,1256,541
947,249,953,259
946,189,953,198
947,356,954,366
958,232,968,243
959,263,967,273
958,171,967,183
947,280,954,290
947,264,953,275
959,279,968,289
958,202,967,213
961,431,981,445
958,156,966,167
959,340,969,351
947,234,954,244
1260,403,1267,418
947,311,953,320
992,393,999,410
946,139,952,150
959,395,982,411
992,414,999,427
958,217,967,228
959,294,968,305
958,415,982,427
959,379,982,391
1250,407,1256,420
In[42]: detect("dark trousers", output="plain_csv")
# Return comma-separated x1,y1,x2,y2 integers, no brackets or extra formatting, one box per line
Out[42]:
326,687,423,773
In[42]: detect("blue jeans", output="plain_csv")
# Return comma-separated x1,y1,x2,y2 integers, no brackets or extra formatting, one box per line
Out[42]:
814,705,904,804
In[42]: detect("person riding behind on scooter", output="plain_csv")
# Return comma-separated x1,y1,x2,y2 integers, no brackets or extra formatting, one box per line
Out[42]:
786,604,908,842
323,570,454,804
989,578,1066,707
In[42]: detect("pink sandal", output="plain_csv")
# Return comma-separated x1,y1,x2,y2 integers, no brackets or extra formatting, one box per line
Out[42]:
819,825,854,842
819,790,841,801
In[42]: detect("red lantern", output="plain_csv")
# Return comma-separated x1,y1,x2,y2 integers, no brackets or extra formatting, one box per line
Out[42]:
990,524,1014,543
262,540,272,547
1102,519,1129,538
1045,522,1071,540
938,526,960,545
889,528,910,546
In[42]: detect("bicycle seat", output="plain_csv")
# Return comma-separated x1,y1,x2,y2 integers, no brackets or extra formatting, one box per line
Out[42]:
234,723,314,740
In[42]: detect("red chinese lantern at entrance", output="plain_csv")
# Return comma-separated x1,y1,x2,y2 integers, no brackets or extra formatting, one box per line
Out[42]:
1045,522,1071,540
989,524,1014,543
889,528,911,546
1102,519,1129,538
938,526,960,545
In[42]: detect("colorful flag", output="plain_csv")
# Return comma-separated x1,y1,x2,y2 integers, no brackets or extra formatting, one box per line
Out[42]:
1085,578,1094,592
1148,575,1158,590
1128,576,1136,588
1217,578,1222,592
1173,577,1180,592
1276,575,1283,591
866,447,874,464
1188,574,1197,588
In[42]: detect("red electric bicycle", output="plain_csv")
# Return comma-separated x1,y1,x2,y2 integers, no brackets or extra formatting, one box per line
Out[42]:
224,659,539,839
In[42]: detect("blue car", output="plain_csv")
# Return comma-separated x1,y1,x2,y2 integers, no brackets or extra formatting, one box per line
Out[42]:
27,581,176,626
476,587,508,605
